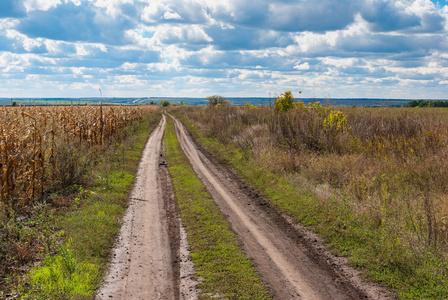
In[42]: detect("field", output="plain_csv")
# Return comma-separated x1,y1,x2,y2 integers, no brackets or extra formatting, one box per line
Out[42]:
3,101,448,299
173,104,448,299
0,104,159,297
0,105,157,207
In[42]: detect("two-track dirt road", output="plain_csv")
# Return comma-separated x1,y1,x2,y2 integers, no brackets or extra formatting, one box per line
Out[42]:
97,115,197,300
97,115,176,300
97,112,391,299
170,114,391,300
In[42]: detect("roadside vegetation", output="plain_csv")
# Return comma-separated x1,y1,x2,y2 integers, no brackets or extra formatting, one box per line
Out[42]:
172,94,448,299
0,105,161,299
163,115,271,299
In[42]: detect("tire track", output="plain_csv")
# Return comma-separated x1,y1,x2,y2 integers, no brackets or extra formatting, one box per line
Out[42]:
97,115,198,300
169,113,389,300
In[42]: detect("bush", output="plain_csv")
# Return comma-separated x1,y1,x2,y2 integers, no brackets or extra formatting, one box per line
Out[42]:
207,95,228,106
274,91,295,113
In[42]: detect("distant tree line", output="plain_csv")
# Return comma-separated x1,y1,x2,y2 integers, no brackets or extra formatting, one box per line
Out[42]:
148,100,171,106
207,95,229,106
407,100,448,107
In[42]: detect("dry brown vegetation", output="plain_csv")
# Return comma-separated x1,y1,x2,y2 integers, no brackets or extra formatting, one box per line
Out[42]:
175,104,448,298
0,104,157,294
0,105,155,209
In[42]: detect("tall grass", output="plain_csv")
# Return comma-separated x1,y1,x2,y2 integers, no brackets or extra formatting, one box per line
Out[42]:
173,105,448,299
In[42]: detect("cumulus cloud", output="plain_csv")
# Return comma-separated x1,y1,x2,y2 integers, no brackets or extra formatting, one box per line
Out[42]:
361,0,446,32
17,1,137,45
141,0,208,24
0,0,447,98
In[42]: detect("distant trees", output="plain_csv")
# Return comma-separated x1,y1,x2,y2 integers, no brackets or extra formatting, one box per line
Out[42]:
407,100,448,107
207,95,229,106
159,100,170,107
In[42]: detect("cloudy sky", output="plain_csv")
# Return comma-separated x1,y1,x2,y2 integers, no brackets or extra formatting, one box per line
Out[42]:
1,0,448,99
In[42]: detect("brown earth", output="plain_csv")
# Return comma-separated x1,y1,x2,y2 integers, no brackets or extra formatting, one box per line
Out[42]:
97,112,393,300
169,113,393,300
96,115,198,300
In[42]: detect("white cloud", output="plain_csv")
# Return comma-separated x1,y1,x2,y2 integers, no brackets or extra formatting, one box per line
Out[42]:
93,0,134,17
152,24,213,44
294,62,310,71
24,0,61,12
71,67,84,75
0,0,447,98
321,58,358,68
163,11,182,20
75,44,89,56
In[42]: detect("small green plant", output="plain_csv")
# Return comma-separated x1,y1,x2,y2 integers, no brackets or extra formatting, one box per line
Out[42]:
295,100,307,110
27,242,99,299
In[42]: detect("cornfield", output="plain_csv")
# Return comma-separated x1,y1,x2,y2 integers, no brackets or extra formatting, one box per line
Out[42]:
0,105,155,207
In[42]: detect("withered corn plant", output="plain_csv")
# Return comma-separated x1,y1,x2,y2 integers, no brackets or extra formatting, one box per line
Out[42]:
0,105,155,212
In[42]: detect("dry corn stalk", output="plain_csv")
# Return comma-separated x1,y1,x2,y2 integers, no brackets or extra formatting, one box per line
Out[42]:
0,105,156,207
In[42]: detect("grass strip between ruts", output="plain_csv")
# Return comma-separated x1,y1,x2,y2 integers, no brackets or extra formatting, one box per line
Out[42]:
163,116,271,300
21,111,162,300
174,112,448,300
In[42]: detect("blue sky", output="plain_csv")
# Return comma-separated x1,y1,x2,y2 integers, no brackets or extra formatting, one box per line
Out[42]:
0,0,447,99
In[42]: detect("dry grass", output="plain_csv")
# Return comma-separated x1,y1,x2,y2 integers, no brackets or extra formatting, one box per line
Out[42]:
174,104,448,298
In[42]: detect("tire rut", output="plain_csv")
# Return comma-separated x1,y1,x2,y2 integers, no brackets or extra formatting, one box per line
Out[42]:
97,115,198,300
169,113,392,300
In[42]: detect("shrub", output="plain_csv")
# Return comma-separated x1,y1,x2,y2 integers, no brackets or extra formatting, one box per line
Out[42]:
207,95,229,106
274,91,295,113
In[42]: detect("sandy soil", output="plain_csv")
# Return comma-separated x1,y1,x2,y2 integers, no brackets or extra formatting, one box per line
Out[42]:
169,113,393,300
97,112,393,300
96,115,198,300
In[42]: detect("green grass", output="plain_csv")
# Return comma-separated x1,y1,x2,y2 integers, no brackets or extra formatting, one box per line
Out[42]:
174,112,448,300
163,116,271,300
20,111,162,300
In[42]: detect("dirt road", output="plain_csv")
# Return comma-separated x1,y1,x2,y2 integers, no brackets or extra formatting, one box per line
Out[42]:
170,114,391,300
98,112,391,300
97,115,187,300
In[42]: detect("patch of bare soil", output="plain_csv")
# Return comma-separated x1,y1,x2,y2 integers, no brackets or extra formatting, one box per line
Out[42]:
96,116,198,300
169,113,393,300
